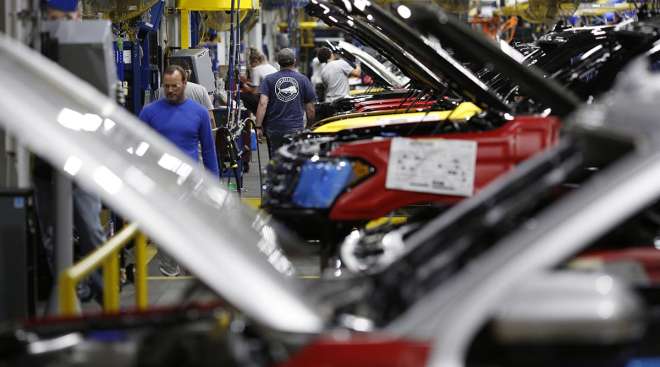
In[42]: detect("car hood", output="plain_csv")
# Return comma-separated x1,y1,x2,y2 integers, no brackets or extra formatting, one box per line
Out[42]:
306,0,451,96
334,40,410,89
0,33,324,334
313,102,481,133
356,1,579,117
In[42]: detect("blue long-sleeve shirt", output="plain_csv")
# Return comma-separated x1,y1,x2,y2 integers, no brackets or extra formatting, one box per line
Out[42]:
139,99,219,177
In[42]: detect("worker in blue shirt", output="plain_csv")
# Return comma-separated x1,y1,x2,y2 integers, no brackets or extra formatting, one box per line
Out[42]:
139,65,220,178
139,65,219,276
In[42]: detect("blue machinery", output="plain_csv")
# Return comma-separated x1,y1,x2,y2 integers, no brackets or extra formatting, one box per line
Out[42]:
114,1,165,114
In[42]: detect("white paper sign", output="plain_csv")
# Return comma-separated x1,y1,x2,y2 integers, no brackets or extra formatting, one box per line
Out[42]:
386,137,477,196
123,50,132,64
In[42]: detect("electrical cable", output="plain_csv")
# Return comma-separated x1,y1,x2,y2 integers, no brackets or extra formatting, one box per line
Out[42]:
220,0,242,195
232,0,243,195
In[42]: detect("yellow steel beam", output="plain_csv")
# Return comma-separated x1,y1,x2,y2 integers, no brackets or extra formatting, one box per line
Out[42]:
178,0,259,10
181,10,191,49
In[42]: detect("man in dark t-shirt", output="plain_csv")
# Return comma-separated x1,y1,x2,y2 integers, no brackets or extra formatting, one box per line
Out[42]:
256,48,316,157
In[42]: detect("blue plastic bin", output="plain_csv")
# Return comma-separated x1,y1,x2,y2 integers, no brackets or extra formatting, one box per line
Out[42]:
250,130,257,151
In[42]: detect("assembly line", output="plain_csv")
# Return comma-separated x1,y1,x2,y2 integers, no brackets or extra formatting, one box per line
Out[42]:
1,0,660,366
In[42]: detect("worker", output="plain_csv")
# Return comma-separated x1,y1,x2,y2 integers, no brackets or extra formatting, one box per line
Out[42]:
255,48,316,157
248,49,278,88
240,48,277,114
201,28,220,72
156,69,217,129
140,65,218,176
310,48,327,101
319,47,361,102
36,0,107,303
140,65,219,176
139,65,219,276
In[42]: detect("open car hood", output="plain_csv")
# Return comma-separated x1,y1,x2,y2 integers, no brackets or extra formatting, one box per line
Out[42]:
306,0,456,98
0,33,324,334
309,0,510,111
332,0,580,117
332,40,410,89
313,102,481,133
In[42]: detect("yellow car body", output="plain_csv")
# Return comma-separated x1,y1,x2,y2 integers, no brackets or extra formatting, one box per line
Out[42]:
312,102,482,133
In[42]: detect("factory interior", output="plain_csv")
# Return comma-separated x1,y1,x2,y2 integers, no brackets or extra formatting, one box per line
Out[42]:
2,0,660,366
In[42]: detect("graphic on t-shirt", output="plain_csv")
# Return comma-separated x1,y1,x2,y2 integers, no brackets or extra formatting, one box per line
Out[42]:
275,77,299,102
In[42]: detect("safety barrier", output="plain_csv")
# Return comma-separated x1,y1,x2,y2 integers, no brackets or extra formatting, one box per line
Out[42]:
58,223,148,316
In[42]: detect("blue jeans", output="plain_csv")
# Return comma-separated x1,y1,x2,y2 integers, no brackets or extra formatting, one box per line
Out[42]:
73,186,106,292
34,173,106,296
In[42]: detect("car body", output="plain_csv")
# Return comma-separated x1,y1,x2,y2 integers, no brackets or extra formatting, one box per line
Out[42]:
307,0,514,127
330,40,410,91
264,0,659,239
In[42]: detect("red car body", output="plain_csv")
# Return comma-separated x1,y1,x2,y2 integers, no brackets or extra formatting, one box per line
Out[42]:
328,115,560,220
354,98,438,113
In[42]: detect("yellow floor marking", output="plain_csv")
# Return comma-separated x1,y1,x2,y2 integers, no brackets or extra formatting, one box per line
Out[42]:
242,197,262,209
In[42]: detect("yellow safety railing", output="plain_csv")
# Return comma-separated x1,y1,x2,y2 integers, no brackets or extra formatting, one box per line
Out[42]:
58,223,149,316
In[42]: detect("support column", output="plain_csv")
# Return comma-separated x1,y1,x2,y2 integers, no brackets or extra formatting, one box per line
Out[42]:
165,0,180,48
2,0,36,189
15,139,30,188
49,173,74,315
247,12,262,54
262,10,276,63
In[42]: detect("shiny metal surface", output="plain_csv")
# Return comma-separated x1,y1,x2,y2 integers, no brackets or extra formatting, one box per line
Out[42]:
335,41,410,89
0,34,324,334
382,57,660,367
493,271,645,344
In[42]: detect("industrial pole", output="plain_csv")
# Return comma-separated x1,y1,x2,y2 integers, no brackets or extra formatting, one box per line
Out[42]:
3,0,37,189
